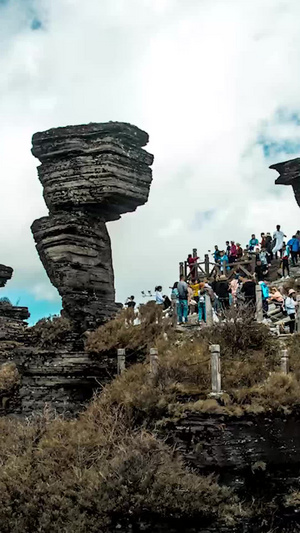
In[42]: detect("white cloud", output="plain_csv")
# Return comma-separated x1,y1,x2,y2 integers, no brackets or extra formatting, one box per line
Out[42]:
1,0,300,311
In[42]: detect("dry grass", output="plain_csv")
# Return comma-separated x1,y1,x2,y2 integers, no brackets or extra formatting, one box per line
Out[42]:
0,402,239,532
287,334,300,381
0,362,20,393
86,302,174,356
30,315,73,348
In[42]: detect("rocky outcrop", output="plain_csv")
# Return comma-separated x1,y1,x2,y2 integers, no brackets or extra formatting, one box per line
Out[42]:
0,264,13,288
270,157,300,207
31,122,153,329
0,265,30,343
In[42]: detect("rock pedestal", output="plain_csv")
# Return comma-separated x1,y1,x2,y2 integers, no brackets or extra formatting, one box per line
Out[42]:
31,122,154,329
270,157,300,207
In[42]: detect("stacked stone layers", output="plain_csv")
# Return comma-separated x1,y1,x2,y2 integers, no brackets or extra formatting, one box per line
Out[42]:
0,264,13,288
31,212,117,329
31,122,153,328
32,122,154,221
270,157,300,207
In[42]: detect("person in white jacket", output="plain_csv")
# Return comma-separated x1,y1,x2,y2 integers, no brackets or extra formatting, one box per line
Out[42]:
285,289,298,333
272,224,286,257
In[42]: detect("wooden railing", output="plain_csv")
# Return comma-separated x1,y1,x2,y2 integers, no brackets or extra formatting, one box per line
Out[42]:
179,249,256,281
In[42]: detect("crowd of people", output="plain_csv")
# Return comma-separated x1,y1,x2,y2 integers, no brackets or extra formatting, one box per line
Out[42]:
153,225,300,334
188,226,300,280
124,225,300,334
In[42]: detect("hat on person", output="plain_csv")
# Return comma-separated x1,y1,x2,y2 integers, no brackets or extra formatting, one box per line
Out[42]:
289,289,296,296
220,275,227,281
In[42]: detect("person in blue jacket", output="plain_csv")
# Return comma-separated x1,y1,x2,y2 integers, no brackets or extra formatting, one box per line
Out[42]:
259,279,269,316
287,235,300,266
249,234,259,251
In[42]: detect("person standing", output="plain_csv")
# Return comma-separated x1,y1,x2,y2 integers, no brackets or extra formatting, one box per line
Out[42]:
198,288,206,324
177,275,188,324
287,235,300,266
255,259,268,282
272,225,286,257
249,234,259,252
213,245,221,263
282,244,290,278
260,233,266,248
240,277,256,308
155,286,164,305
259,280,269,316
125,296,136,325
265,233,273,262
229,241,237,263
220,250,229,273
225,241,231,257
285,289,298,333
236,243,243,260
187,253,199,282
230,275,240,305
259,248,268,268
215,275,230,310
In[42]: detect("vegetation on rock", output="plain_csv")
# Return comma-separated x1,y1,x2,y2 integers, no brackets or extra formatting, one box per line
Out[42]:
29,315,73,348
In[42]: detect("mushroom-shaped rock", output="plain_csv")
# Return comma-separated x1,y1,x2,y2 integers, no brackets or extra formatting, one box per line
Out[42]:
270,157,300,207
31,122,154,329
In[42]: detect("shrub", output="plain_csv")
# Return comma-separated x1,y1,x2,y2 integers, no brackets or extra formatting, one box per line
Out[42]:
287,334,300,381
0,403,238,532
86,302,174,356
200,306,276,358
0,362,20,393
30,316,73,348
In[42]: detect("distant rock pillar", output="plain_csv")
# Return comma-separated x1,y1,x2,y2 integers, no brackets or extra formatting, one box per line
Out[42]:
270,158,300,207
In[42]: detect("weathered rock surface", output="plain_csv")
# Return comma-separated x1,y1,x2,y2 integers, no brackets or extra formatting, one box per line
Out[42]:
270,157,300,207
31,122,153,328
9,346,117,415
31,211,118,329
32,121,153,221
0,264,13,287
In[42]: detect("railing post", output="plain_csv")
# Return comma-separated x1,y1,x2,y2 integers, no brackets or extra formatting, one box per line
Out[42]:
192,248,198,280
251,255,256,274
222,260,227,277
209,344,221,396
204,254,210,276
184,261,188,278
296,307,300,333
172,299,178,327
179,262,184,277
281,349,289,374
205,293,213,327
150,348,159,375
117,348,126,375
255,285,263,322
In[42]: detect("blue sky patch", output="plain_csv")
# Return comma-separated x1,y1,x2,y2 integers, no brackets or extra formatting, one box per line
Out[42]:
191,209,216,230
2,288,62,325
31,17,42,30
257,107,300,160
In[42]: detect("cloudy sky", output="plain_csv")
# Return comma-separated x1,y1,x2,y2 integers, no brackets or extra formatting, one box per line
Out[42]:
1,0,300,323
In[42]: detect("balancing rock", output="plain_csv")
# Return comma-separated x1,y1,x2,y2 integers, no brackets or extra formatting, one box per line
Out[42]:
31,122,154,329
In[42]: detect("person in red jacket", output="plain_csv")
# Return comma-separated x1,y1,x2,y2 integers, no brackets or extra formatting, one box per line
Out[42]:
187,253,199,281
229,241,237,263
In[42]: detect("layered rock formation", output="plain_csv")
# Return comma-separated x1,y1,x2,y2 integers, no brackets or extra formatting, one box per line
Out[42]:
0,264,13,288
270,157,300,207
31,122,153,329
